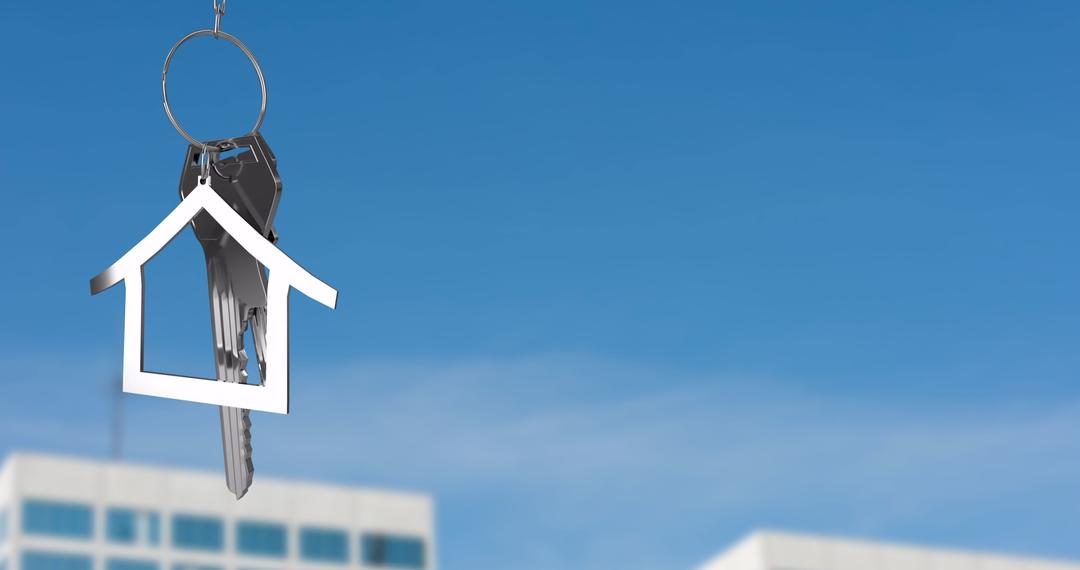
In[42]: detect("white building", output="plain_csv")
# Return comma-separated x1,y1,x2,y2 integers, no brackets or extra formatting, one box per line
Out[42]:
0,453,435,570
697,531,1079,570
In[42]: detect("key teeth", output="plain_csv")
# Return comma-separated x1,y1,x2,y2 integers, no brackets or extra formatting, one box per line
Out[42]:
242,411,253,469
237,411,254,498
222,407,254,500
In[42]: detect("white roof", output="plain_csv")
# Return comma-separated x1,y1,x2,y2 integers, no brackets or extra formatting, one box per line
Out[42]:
0,452,431,534
90,182,336,309
696,531,1080,570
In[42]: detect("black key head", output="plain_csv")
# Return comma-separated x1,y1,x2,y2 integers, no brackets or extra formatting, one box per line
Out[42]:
179,132,282,245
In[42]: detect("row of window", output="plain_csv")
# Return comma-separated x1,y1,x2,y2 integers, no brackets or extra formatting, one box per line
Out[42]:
20,500,424,568
20,551,270,570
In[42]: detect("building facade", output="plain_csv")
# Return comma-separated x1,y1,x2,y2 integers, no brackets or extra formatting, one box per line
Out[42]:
0,453,435,570
697,531,1079,570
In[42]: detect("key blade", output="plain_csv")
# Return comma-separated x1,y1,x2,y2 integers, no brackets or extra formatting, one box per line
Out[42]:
181,134,279,500
207,259,256,499
221,406,253,499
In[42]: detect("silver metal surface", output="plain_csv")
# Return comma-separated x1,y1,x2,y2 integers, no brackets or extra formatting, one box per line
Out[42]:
207,258,255,498
162,28,267,149
180,133,281,499
213,0,227,38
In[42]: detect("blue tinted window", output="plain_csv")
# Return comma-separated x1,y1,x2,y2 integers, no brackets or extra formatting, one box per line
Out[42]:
22,500,93,539
22,551,93,570
172,565,222,570
107,559,159,570
300,527,348,563
0,509,7,544
108,509,135,542
107,509,160,546
149,513,161,545
236,521,287,557
171,514,223,551
362,533,426,568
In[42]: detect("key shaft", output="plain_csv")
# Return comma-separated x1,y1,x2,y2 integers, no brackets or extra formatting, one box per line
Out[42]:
179,134,281,500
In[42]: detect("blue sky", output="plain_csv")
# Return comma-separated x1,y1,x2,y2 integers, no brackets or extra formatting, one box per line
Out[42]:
2,1,1080,569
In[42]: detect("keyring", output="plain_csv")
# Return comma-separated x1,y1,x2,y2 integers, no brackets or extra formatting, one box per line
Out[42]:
162,28,267,148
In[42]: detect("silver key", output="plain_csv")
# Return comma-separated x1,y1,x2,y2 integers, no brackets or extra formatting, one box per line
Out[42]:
207,257,259,498
180,134,282,499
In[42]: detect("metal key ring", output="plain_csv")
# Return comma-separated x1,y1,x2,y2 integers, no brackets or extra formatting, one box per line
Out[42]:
162,29,267,148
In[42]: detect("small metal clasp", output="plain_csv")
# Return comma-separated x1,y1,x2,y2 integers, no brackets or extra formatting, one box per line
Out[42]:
213,0,227,38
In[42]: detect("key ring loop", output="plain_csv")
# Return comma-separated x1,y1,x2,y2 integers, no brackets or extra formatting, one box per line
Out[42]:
161,29,267,148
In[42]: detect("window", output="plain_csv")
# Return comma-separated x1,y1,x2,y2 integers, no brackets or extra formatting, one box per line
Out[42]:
173,564,223,570
106,559,159,570
0,509,7,544
22,551,93,570
22,500,93,539
362,533,426,568
300,527,349,564
237,521,287,558
171,514,223,552
107,508,161,546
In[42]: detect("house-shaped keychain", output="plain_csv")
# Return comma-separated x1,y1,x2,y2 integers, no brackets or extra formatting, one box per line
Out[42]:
90,179,337,414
